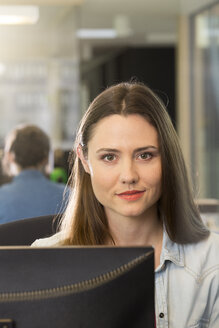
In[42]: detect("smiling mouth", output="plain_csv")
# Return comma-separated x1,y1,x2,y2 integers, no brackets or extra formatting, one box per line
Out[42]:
117,190,145,201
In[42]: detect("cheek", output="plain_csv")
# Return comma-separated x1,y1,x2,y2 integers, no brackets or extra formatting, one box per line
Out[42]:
142,163,162,187
91,173,114,193
88,160,117,191
90,174,114,206
89,166,119,206
152,166,162,196
154,167,162,185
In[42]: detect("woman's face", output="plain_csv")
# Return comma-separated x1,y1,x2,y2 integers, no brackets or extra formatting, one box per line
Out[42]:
80,114,162,221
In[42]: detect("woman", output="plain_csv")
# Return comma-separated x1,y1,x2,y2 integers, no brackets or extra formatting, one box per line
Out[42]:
33,82,219,327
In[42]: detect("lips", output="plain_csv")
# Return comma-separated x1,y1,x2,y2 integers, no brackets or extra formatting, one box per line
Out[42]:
117,190,145,201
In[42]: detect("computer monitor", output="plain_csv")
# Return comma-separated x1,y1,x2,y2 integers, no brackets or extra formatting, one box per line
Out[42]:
0,246,154,328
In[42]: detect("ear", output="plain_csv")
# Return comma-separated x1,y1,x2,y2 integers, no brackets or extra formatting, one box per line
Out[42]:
3,151,15,166
77,145,91,174
2,151,17,176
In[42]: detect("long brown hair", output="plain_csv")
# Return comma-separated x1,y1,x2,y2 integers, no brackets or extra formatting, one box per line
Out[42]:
60,82,209,245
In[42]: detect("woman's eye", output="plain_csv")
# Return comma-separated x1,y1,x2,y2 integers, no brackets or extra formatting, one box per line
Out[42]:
102,154,116,162
138,152,152,160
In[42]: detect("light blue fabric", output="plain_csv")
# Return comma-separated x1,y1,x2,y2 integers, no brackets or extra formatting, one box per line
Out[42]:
155,230,219,327
0,169,69,223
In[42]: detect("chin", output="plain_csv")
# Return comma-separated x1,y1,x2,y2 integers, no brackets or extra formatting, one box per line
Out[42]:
120,203,156,218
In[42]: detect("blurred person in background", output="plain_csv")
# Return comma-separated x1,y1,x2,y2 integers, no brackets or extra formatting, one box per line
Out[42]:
0,149,12,186
0,124,68,224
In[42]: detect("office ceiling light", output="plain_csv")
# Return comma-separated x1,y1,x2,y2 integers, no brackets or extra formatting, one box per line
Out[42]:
114,15,132,37
0,6,39,25
76,29,117,39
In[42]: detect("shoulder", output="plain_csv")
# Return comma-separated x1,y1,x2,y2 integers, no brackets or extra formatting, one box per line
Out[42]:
0,181,16,201
183,232,219,276
208,231,219,247
31,231,66,247
45,179,69,193
185,232,219,255
0,181,13,193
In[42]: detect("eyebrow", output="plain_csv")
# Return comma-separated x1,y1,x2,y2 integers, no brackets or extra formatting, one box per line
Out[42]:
96,146,158,154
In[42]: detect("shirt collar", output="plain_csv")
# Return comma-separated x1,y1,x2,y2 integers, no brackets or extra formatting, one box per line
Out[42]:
156,227,185,272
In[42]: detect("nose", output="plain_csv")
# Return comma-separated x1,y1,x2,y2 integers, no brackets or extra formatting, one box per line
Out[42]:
119,160,139,185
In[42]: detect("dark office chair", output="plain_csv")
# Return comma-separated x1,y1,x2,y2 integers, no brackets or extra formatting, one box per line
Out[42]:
0,215,59,246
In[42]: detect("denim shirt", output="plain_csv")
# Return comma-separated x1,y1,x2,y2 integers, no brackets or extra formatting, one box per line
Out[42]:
32,230,219,327
155,231,219,327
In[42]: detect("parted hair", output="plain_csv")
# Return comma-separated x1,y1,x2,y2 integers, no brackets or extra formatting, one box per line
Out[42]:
60,82,209,245
8,124,50,169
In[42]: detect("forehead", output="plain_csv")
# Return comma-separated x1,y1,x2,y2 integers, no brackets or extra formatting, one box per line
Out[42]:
88,114,159,149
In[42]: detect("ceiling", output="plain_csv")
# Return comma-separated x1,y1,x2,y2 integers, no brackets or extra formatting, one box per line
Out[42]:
0,0,216,60
76,0,216,48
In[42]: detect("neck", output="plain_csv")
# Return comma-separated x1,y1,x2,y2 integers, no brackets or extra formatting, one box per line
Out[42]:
106,206,163,247
105,206,163,269
12,165,45,176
